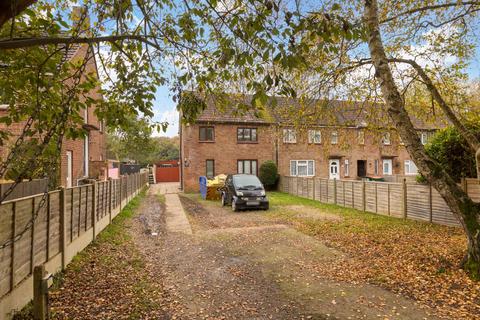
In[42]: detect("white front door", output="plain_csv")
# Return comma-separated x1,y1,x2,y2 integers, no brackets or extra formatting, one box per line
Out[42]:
66,151,73,188
329,159,340,180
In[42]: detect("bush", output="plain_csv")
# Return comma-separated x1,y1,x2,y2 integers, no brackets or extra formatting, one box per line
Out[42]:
259,160,279,189
425,122,480,182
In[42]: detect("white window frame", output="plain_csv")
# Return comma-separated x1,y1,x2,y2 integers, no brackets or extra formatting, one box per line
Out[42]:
344,159,349,177
374,159,379,175
420,132,428,145
83,134,89,177
290,160,315,177
357,130,365,145
382,132,391,145
308,129,321,144
383,159,392,175
283,128,297,143
331,131,338,145
404,160,418,175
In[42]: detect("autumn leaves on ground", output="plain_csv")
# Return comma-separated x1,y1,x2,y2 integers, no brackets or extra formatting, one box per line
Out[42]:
18,188,479,319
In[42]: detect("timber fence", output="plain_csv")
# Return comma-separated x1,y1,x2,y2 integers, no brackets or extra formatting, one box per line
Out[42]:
0,172,148,319
279,176,480,227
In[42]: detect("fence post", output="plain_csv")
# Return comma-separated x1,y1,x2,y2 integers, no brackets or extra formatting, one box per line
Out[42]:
429,183,433,223
312,178,316,200
119,177,123,209
461,177,468,194
402,178,407,219
92,182,97,240
108,179,113,223
33,265,48,320
362,180,366,212
10,202,16,291
333,178,337,204
30,197,36,275
59,187,67,269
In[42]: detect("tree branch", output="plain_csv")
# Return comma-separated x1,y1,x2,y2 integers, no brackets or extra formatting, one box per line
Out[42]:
389,57,480,152
0,35,163,50
381,1,480,24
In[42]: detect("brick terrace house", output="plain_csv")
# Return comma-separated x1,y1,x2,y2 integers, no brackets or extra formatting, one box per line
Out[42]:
179,94,442,192
0,42,106,188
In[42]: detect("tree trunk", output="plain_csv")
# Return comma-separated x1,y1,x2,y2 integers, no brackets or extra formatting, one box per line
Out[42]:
364,0,480,277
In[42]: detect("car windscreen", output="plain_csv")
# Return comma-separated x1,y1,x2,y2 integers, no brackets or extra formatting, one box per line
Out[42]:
233,175,263,190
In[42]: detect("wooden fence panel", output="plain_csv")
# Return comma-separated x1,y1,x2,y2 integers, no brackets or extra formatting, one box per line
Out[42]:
466,179,480,202
388,184,403,218
307,178,314,199
336,181,345,206
431,190,459,227
0,203,13,297
406,184,430,222
65,190,72,244
343,181,353,208
0,173,147,311
48,191,61,259
327,180,335,204
352,181,364,211
33,195,48,270
376,183,389,215
13,198,33,287
365,183,377,213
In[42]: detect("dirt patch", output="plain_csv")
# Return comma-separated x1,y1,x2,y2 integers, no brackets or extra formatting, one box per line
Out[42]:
285,205,343,222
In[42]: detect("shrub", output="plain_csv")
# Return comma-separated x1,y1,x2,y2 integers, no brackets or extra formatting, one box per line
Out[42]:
424,122,480,182
259,160,279,189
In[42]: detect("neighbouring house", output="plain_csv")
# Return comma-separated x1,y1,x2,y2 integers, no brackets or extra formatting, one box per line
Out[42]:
0,35,106,188
179,94,442,192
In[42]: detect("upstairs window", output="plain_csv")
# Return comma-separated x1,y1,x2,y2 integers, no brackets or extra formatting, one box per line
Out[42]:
357,130,365,145
237,128,257,142
308,130,322,144
419,131,431,145
283,128,296,143
331,131,338,145
382,132,391,145
199,126,214,142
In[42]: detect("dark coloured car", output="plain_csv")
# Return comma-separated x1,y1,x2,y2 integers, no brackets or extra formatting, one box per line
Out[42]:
220,174,269,211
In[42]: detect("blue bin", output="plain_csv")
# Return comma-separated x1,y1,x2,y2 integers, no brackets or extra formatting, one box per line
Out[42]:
199,176,207,199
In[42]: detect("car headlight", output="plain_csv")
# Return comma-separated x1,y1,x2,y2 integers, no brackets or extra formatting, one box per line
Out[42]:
260,190,266,196
236,191,244,196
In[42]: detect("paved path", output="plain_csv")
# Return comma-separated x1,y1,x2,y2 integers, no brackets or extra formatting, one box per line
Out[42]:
151,183,192,235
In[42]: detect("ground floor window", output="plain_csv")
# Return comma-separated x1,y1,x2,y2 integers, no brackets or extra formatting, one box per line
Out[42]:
344,159,349,177
290,160,315,177
383,159,392,175
206,159,215,178
404,160,418,175
237,160,258,175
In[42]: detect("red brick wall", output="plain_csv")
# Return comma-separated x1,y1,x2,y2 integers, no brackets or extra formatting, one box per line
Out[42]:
181,122,422,192
181,123,275,192
277,127,412,180
0,44,106,186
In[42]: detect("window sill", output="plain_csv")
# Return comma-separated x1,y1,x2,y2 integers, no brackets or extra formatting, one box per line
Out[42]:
237,141,258,144
283,142,297,144
199,140,215,143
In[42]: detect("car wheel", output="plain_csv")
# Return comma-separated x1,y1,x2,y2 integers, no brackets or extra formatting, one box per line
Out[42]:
231,198,238,212
221,193,227,206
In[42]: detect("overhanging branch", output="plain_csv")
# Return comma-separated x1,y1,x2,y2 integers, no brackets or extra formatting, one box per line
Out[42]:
0,35,163,50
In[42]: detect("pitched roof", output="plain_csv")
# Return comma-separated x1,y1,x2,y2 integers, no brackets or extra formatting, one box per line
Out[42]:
191,93,445,130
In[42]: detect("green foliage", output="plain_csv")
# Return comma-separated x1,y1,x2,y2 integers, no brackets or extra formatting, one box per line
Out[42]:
424,123,480,182
154,136,179,161
259,160,279,189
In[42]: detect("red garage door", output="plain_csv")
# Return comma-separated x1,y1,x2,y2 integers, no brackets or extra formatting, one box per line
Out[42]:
155,160,180,182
